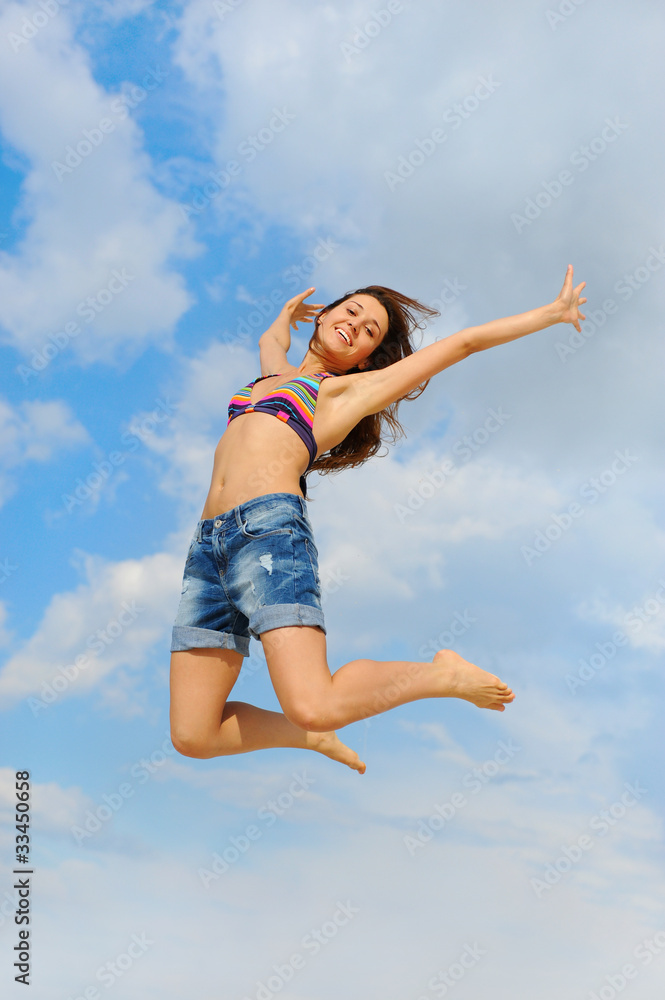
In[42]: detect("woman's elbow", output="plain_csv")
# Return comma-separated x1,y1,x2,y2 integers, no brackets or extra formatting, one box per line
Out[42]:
460,330,477,355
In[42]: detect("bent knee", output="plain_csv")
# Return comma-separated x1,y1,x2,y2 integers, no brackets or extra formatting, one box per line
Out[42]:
283,702,331,733
170,727,213,759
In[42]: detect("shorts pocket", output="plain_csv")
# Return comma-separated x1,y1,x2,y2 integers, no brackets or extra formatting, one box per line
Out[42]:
238,507,293,539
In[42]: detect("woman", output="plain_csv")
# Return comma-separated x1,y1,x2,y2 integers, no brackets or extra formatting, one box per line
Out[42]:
170,266,586,774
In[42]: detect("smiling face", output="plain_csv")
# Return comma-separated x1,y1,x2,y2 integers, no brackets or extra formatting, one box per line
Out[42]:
316,294,390,371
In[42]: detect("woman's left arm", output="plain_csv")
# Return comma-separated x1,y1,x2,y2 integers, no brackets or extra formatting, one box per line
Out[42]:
351,266,586,416
463,265,586,351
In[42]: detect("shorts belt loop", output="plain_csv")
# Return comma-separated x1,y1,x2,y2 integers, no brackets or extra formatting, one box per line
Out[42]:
196,520,203,542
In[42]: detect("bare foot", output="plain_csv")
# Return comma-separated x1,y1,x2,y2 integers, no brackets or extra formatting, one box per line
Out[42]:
432,649,515,712
307,730,366,774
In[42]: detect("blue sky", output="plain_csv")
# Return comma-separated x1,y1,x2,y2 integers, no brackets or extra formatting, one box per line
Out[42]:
1,0,665,997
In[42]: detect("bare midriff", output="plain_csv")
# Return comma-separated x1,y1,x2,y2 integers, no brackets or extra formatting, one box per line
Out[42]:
199,370,360,519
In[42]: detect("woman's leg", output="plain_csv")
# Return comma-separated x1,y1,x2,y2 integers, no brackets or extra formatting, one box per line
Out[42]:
169,647,366,772
261,626,515,733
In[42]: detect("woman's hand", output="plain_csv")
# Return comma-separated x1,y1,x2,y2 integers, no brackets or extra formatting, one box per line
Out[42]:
554,265,587,332
280,288,325,331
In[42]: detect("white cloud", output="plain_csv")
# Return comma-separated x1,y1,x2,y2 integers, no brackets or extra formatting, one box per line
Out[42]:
164,758,324,811
12,760,663,1000
0,602,13,648
0,396,89,506
0,545,186,710
576,582,665,653
0,2,198,365
0,767,89,833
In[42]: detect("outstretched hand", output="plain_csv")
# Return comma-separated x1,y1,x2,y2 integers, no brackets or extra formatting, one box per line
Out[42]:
555,265,587,332
281,288,324,331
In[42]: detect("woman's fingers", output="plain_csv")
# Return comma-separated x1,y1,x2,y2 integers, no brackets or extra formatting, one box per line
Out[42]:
288,290,324,312
287,287,316,309
558,266,573,298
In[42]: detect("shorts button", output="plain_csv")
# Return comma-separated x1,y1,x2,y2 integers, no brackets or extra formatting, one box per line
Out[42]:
214,519,222,528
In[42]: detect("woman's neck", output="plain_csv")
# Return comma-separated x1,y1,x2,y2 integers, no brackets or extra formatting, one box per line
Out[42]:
293,352,339,377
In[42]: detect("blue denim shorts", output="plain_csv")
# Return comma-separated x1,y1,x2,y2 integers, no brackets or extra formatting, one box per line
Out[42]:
171,493,326,657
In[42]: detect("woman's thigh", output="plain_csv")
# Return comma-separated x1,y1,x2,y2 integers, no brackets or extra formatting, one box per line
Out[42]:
261,625,332,728
170,647,243,753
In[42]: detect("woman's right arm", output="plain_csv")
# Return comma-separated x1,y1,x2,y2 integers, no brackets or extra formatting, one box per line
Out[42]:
258,289,323,375
258,314,291,375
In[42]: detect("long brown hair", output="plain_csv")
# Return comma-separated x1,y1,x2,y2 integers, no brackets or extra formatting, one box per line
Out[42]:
304,285,439,496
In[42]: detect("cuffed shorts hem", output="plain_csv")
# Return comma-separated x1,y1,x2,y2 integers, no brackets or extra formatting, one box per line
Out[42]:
249,603,327,638
170,625,251,657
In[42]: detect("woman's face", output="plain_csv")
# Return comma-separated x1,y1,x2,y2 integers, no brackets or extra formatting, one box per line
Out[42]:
317,294,389,370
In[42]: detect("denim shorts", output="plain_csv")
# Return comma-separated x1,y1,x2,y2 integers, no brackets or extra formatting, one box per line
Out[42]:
170,493,326,657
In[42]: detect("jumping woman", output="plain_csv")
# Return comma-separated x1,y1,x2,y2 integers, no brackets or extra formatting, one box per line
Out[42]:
170,265,586,774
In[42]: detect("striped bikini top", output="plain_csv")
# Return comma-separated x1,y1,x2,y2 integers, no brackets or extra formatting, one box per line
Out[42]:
226,371,337,494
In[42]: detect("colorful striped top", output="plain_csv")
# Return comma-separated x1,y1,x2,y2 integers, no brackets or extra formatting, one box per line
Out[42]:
226,371,338,494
